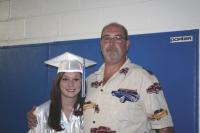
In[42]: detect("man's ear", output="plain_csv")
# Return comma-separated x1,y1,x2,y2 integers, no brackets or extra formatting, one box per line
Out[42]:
126,40,130,49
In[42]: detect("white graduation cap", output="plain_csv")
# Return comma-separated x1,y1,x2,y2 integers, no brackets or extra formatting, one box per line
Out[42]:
44,52,97,97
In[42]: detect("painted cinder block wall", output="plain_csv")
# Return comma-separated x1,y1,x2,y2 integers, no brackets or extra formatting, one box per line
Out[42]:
0,0,199,132
0,0,199,46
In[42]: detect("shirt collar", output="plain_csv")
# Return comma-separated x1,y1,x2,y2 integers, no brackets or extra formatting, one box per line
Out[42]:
95,58,132,75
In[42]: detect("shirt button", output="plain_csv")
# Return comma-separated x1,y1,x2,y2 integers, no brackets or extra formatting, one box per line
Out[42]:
100,89,103,92
93,121,95,124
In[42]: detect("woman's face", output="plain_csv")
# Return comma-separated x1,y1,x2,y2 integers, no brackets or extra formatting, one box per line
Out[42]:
60,72,82,98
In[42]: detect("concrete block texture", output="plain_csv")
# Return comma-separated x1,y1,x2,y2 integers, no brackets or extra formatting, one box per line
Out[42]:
0,0,199,46
25,15,59,39
0,0,10,21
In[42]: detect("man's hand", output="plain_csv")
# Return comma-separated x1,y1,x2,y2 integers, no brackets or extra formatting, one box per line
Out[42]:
27,106,37,129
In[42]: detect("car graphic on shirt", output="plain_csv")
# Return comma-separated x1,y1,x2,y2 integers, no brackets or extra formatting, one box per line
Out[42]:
91,126,116,133
111,89,140,103
146,82,161,94
148,108,168,121
83,101,100,113
83,101,97,110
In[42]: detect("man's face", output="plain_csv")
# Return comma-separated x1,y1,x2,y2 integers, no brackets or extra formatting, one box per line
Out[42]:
100,25,129,65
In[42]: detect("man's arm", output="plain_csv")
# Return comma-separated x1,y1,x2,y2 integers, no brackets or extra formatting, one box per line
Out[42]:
158,127,173,133
27,106,38,129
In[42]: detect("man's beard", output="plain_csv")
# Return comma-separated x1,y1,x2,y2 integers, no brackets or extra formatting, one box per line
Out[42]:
104,46,120,64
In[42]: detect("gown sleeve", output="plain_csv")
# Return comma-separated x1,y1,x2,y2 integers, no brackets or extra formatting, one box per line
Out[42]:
27,101,50,133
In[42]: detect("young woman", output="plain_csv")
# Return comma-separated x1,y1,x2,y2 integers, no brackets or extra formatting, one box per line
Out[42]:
28,52,96,133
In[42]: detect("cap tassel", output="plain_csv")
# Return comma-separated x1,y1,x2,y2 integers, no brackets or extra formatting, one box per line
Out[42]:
81,59,86,97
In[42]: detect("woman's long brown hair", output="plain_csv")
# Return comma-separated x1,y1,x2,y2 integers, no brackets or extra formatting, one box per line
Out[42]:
48,72,84,131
